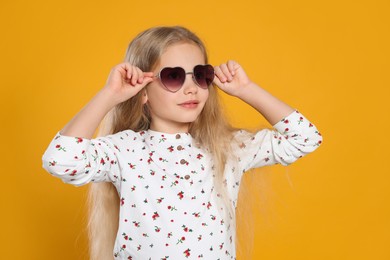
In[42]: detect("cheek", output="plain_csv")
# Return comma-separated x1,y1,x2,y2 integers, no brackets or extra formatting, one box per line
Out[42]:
202,89,210,103
145,87,172,111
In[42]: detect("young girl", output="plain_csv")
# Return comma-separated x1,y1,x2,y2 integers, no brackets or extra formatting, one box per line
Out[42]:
42,26,322,259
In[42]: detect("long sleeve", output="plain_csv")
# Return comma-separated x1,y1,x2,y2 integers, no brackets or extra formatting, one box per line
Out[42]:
42,132,124,188
233,110,323,173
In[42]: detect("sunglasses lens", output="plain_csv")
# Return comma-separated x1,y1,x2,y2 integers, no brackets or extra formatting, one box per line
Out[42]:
193,65,214,88
160,67,185,92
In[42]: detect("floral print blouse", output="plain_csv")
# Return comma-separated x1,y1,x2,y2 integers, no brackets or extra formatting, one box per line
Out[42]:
42,110,322,259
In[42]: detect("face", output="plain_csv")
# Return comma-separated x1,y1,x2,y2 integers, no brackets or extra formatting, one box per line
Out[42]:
144,42,210,133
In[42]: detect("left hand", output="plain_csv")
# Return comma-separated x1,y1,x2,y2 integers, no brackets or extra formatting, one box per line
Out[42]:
213,60,252,97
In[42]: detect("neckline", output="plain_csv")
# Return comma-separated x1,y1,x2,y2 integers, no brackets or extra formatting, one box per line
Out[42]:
145,129,193,144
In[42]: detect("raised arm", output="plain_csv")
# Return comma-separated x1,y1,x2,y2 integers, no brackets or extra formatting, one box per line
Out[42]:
214,60,322,171
62,63,154,138
213,60,294,125
42,63,153,186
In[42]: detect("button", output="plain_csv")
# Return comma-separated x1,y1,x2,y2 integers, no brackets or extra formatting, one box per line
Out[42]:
180,159,187,164
177,145,183,151
184,175,190,180
176,134,181,139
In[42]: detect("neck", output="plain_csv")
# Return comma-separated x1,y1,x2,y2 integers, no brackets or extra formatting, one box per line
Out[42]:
149,121,190,134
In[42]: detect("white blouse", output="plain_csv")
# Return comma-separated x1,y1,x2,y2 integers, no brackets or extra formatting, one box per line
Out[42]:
42,110,322,259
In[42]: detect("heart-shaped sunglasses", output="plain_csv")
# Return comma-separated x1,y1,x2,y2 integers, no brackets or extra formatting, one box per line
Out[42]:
154,64,214,93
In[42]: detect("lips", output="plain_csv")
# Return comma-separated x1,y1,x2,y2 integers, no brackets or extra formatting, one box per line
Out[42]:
179,100,199,105
178,100,200,108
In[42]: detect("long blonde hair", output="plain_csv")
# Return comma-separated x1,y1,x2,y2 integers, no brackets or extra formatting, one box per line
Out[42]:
87,26,236,259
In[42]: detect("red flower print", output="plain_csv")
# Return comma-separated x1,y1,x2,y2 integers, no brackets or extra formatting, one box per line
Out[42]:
183,248,191,258
122,232,132,241
100,158,105,165
167,205,177,211
177,191,184,200
75,137,83,144
182,225,193,232
70,170,77,176
128,163,136,169
167,146,174,152
283,119,289,124
55,144,66,152
176,236,186,244
120,197,125,206
196,153,203,159
49,161,57,166
152,212,160,220
133,221,140,227
154,226,161,232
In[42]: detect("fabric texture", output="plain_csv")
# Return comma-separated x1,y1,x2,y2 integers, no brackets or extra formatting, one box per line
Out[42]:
42,110,322,259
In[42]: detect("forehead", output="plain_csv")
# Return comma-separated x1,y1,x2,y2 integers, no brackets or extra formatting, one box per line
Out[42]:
155,42,206,70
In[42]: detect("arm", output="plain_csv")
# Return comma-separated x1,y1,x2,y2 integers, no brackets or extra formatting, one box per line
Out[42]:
42,63,154,186
214,60,322,171
62,63,154,138
213,60,294,125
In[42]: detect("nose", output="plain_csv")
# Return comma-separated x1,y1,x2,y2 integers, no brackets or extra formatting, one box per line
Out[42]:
182,73,198,94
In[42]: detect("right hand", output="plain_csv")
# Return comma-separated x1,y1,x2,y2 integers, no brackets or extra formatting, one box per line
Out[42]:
103,62,154,105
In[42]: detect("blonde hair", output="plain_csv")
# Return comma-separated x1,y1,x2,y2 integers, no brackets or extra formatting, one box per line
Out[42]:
87,26,237,259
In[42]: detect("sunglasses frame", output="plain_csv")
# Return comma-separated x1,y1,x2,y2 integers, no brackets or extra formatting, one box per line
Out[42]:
154,64,215,93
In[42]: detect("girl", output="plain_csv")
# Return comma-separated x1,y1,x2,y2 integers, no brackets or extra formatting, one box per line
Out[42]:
42,26,322,259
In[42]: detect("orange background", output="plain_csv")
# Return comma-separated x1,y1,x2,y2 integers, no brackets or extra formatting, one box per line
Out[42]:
1,0,389,259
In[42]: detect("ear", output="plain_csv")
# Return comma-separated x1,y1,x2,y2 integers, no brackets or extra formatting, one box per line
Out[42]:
142,89,148,104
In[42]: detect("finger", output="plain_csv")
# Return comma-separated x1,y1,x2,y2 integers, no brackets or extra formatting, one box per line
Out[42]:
219,63,233,81
122,63,133,80
131,66,139,86
214,66,227,83
227,60,238,76
135,67,143,84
